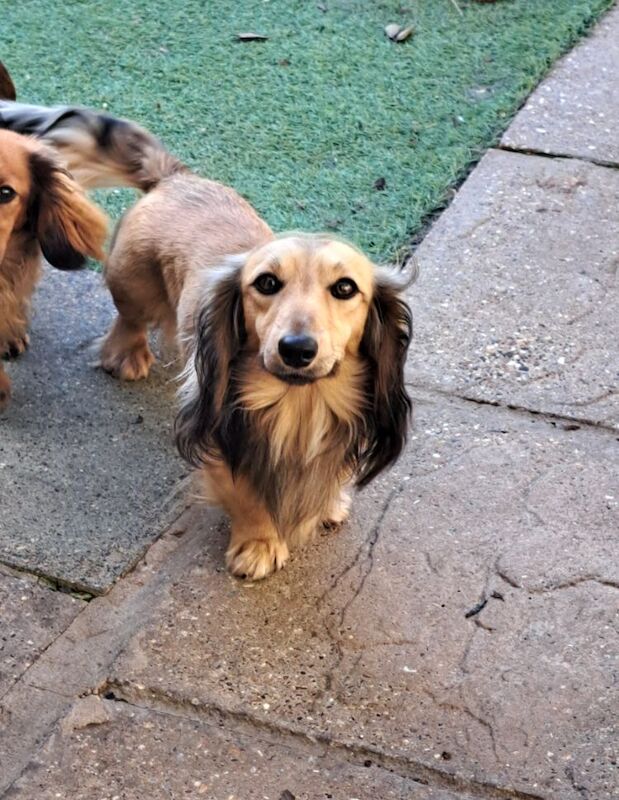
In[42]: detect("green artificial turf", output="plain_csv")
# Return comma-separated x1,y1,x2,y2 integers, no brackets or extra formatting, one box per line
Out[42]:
1,0,613,262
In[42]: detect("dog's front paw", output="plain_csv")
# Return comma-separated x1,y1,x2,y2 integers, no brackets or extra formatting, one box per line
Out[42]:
100,342,155,381
1,333,29,361
226,537,289,581
322,489,351,531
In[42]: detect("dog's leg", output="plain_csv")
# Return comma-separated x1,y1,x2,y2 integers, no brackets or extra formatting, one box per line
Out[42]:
201,462,289,580
322,486,352,530
0,293,31,359
0,365,11,411
100,315,155,380
0,263,37,361
100,247,176,380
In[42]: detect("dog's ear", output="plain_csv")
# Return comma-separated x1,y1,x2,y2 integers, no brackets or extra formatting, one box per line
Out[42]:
357,269,413,486
27,149,108,270
0,62,16,100
175,255,247,466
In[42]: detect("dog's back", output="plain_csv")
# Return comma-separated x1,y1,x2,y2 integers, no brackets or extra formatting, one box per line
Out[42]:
106,172,272,341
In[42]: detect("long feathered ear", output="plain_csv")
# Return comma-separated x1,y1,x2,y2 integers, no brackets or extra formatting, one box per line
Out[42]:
175,255,247,467
27,149,108,270
357,268,413,487
0,61,16,100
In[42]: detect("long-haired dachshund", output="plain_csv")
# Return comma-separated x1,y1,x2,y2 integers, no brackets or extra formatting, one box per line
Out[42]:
2,86,413,580
0,68,107,409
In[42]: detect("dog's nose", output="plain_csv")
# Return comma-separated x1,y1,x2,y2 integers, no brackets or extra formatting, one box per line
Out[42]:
278,335,318,368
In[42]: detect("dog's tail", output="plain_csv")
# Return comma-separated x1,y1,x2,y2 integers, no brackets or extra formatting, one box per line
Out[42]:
0,63,185,192
0,102,186,192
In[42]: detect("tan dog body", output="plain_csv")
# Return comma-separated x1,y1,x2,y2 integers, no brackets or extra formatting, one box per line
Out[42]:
0,129,107,409
102,175,385,578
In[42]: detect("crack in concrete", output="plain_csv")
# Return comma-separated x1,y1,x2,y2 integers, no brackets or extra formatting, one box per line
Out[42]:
565,765,590,800
318,477,409,698
495,562,619,594
474,618,496,632
0,614,81,705
455,564,503,681
423,550,441,576
525,575,619,593
421,686,501,764
495,561,521,589
458,215,494,239
520,470,550,531
560,387,619,408
0,488,189,600
407,384,619,435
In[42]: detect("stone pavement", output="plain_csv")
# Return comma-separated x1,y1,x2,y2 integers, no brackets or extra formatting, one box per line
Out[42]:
1,8,618,800
501,4,619,165
0,268,185,594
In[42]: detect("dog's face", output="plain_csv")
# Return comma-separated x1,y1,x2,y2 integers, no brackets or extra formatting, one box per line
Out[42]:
0,130,32,263
0,129,107,268
177,232,413,490
241,236,375,383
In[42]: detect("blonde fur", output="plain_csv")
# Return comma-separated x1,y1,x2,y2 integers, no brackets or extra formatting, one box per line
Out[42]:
238,357,367,465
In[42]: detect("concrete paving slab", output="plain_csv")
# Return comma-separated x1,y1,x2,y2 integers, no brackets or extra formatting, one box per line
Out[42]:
0,683,74,788
0,568,83,697
501,6,619,164
5,697,474,800
107,394,619,800
0,266,185,594
0,516,215,792
408,149,619,428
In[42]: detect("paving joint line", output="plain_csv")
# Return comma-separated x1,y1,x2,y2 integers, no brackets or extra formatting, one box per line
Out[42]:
98,684,546,800
0,559,96,600
0,482,189,598
497,143,619,172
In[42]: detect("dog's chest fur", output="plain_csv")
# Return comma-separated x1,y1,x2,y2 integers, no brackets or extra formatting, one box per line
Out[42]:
232,358,367,535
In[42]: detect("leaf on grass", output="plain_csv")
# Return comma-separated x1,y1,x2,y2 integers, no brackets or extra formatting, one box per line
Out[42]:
384,23,401,40
236,32,269,41
385,23,414,42
396,25,414,42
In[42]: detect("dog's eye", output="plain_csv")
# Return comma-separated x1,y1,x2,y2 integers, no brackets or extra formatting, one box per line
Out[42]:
0,185,16,204
330,278,359,300
253,273,283,295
